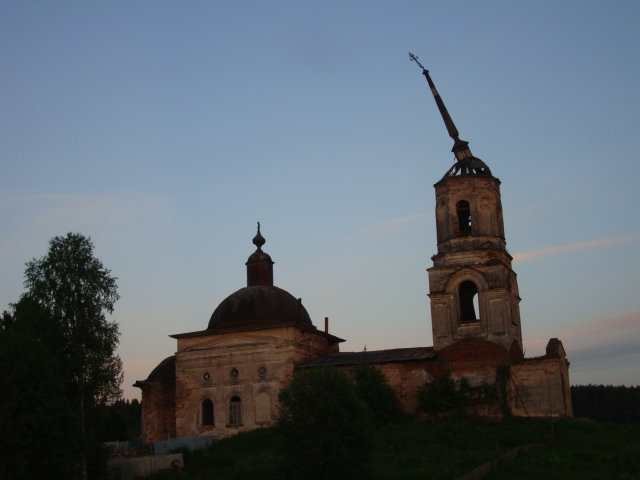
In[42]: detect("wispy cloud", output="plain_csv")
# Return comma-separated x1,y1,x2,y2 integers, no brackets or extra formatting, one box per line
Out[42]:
512,235,640,263
569,339,640,373
0,192,175,229
526,311,640,346
524,311,640,378
342,213,430,243
525,311,640,347
0,192,176,298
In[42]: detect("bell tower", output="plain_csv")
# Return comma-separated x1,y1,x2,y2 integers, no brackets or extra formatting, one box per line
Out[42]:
410,54,523,355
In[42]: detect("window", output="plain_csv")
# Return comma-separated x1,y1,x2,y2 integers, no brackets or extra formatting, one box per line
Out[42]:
456,200,472,236
229,367,239,381
202,399,214,426
228,396,242,426
459,280,478,323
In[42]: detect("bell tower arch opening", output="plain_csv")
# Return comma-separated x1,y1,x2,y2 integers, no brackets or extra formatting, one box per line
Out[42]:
459,280,478,323
456,200,472,236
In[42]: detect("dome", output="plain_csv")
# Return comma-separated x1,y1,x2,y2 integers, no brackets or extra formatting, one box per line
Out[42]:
442,156,492,178
146,355,176,382
208,285,312,330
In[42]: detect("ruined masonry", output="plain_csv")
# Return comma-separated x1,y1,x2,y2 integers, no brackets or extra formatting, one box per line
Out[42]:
134,67,572,443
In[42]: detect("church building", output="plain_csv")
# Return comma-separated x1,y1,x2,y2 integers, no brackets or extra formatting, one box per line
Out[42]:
134,225,344,441
134,64,572,443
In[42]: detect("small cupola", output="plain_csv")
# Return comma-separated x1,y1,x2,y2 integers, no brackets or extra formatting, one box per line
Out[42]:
246,223,274,286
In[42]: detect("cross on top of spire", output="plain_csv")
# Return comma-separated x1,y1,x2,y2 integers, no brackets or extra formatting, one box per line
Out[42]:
253,222,266,250
409,53,492,178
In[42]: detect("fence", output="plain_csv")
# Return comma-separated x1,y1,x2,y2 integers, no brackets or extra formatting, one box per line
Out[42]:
104,440,143,456
153,435,214,455
108,453,183,479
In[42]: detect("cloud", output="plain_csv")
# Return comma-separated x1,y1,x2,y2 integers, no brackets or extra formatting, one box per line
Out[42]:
1,192,174,228
342,213,430,243
523,311,640,381
526,311,640,346
0,192,175,255
512,235,640,263
0,192,177,309
525,310,640,355
568,339,640,373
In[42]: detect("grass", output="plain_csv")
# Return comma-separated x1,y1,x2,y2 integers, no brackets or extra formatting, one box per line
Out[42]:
147,417,640,480
370,416,548,479
485,420,640,480
149,428,281,479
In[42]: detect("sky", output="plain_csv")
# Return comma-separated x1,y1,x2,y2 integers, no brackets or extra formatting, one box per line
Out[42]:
1,1,639,400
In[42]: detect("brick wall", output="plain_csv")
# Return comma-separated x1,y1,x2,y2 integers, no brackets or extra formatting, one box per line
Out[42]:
140,378,176,443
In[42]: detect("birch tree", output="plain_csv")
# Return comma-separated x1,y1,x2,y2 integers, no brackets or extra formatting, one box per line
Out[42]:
23,232,122,479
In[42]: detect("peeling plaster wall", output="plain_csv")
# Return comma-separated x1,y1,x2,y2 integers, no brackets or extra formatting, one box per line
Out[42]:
173,326,336,439
141,333,571,443
510,357,572,417
339,338,572,418
372,362,430,415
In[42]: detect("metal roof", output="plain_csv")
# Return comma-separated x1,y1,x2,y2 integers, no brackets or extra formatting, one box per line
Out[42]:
299,346,436,368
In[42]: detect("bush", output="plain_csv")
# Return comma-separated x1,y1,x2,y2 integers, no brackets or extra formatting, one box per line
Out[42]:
418,371,498,416
277,367,374,480
419,370,463,414
351,362,403,425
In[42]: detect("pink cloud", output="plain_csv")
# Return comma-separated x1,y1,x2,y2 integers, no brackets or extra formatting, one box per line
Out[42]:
342,213,430,243
512,235,640,263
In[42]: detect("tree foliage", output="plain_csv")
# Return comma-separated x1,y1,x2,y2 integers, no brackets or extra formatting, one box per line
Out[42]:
0,323,82,480
351,361,403,424
95,399,142,442
277,367,374,480
23,232,122,405
571,385,640,424
418,371,498,416
0,233,122,479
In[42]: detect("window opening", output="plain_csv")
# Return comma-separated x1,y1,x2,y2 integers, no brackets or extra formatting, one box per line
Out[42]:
459,281,478,323
229,396,242,426
202,399,214,426
457,200,472,236
473,294,479,321
229,367,239,381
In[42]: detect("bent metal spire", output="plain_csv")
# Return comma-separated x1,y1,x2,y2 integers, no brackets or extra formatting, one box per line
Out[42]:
409,53,492,177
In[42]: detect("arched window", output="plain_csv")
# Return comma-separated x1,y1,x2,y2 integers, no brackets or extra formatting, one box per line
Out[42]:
456,200,472,236
459,280,478,323
228,396,242,426
202,399,214,426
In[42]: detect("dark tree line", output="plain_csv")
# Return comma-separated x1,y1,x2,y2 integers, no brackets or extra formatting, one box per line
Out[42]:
571,385,640,424
94,398,142,442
